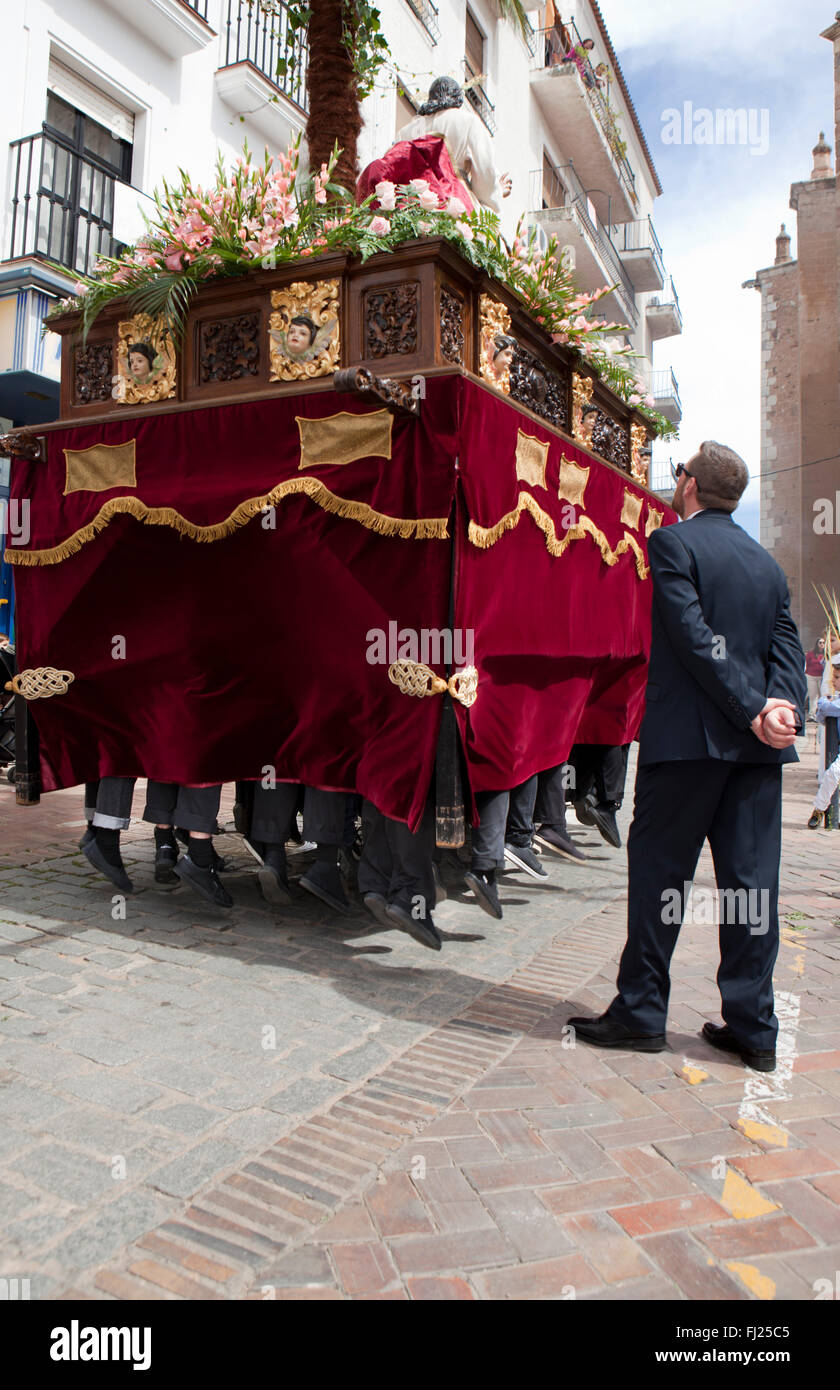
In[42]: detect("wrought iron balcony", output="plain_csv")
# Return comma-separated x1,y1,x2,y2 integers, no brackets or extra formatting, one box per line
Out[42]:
404,0,439,44
180,0,209,16
221,0,308,110
648,366,682,423
646,276,683,339
6,132,122,279
609,216,665,292
463,58,496,135
529,162,637,325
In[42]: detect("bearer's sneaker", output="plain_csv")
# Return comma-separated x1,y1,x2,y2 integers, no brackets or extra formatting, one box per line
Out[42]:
574,794,597,827
257,847,292,906
589,801,621,849
300,859,350,915
464,869,503,920
385,900,442,952
154,846,179,884
363,892,392,930
503,842,548,879
83,837,134,894
701,1021,776,1073
533,825,588,862
174,855,233,908
807,809,822,829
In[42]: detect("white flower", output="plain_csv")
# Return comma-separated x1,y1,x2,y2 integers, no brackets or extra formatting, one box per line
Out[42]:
455,220,474,242
374,180,397,210
445,196,467,217
408,178,430,194
417,188,441,211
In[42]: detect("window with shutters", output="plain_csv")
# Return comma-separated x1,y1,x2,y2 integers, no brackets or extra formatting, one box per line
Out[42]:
464,9,485,81
395,83,417,137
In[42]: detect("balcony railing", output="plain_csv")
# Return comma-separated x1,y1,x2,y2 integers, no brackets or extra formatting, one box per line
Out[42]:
179,0,209,17
610,216,665,283
530,162,638,323
221,0,308,110
463,59,496,135
404,0,439,44
649,367,681,409
530,18,636,205
6,132,123,278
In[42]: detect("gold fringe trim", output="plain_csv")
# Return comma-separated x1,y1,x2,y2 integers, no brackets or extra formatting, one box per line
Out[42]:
7,479,450,567
468,492,649,579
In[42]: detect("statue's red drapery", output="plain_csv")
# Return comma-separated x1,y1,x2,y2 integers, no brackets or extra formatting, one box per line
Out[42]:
9,374,673,827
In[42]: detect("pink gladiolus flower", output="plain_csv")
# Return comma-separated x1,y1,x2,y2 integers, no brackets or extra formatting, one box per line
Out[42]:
164,247,185,270
315,186,327,205
644,394,656,408
375,180,397,210
628,392,642,405
72,280,88,295
573,315,590,331
369,216,390,235
552,332,570,344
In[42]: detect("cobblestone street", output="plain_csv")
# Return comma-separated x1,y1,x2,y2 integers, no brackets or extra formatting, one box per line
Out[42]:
0,739,838,1301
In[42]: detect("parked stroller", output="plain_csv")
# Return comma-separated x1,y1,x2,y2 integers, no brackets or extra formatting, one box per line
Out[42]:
0,640,16,781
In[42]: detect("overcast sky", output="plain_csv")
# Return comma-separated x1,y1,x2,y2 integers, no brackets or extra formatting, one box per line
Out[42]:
598,0,836,538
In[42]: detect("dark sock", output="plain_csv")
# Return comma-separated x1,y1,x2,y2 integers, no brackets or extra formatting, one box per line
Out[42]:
315,844,338,865
94,826,122,865
154,827,177,853
474,867,495,883
189,837,214,868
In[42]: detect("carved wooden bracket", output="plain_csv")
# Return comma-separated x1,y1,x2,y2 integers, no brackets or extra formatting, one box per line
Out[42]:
0,430,46,462
333,367,420,417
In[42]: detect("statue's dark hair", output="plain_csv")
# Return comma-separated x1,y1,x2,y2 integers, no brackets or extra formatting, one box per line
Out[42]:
419,76,464,116
493,334,517,360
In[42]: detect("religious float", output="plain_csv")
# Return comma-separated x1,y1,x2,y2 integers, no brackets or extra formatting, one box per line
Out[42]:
0,138,677,841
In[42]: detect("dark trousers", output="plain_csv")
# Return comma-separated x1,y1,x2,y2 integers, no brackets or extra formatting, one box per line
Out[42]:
358,800,435,917
608,759,782,1050
534,764,569,833
251,784,347,846
570,743,630,807
471,776,538,871
84,778,136,830
143,783,222,835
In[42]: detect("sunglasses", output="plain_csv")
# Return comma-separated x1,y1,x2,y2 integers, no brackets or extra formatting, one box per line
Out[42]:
670,462,694,482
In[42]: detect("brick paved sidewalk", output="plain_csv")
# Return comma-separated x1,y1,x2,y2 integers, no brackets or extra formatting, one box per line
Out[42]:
1,739,838,1300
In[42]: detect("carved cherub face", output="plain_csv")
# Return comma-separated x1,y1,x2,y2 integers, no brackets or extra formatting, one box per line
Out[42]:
286,317,317,355
127,343,156,381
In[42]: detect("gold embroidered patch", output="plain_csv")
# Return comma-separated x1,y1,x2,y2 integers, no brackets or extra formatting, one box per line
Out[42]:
297,410,393,470
64,440,137,495
645,506,664,536
515,431,549,490
557,455,590,507
621,488,644,530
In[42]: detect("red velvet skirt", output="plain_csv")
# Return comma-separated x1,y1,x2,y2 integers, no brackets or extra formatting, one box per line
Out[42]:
356,135,474,212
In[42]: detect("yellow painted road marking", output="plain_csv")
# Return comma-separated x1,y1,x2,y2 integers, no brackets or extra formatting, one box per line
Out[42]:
737,1117,789,1148
681,1062,709,1085
734,990,799,1150
720,1168,780,1221
726,1261,776,1300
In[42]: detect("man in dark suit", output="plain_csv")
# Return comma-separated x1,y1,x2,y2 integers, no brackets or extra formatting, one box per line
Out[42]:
570,441,806,1073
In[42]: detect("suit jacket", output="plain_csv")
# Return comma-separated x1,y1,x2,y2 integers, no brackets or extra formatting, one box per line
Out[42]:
638,509,806,765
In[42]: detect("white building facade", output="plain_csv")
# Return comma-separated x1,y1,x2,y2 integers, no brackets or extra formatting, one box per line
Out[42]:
0,0,683,435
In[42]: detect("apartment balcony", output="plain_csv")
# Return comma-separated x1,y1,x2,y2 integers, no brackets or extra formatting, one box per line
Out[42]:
100,0,214,58
463,59,496,136
5,132,122,283
610,217,665,293
529,27,638,223
215,0,308,150
404,0,440,44
646,277,683,339
649,367,682,424
529,165,637,332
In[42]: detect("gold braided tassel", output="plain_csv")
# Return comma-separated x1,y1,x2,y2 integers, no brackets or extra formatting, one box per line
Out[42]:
388,660,478,708
5,667,75,699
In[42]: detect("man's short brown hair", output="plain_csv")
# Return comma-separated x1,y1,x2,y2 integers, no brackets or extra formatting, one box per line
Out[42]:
689,441,750,512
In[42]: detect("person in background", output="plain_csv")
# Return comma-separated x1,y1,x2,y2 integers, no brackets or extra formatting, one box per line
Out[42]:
805,638,825,721
808,679,840,827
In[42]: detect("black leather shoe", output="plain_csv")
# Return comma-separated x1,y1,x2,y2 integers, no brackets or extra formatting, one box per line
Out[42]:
83,839,134,894
534,826,588,862
701,1022,776,1073
174,855,233,908
464,870,503,920
574,795,596,827
300,860,349,915
589,802,621,848
567,1013,667,1051
385,901,442,952
363,892,392,929
807,809,822,829
154,844,179,884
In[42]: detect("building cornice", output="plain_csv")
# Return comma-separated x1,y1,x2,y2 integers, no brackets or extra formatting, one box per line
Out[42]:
790,175,837,211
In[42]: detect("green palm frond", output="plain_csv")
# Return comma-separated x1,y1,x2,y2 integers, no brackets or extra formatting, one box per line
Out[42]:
127,270,199,348
495,0,531,41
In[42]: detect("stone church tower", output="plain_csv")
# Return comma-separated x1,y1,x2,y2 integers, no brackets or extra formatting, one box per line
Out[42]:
745,14,840,645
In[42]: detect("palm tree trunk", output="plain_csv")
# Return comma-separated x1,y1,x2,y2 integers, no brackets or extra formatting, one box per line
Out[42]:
306,0,362,191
